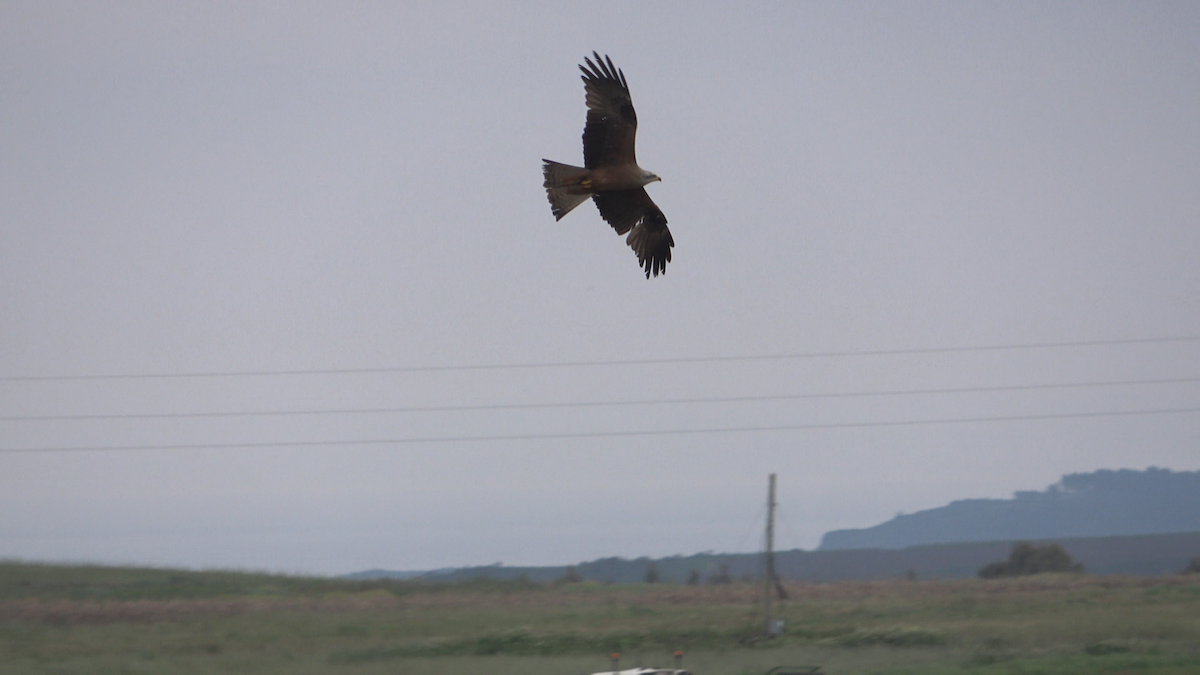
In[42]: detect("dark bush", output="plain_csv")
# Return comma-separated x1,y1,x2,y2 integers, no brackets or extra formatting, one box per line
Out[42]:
707,564,732,585
644,562,659,584
979,542,1084,578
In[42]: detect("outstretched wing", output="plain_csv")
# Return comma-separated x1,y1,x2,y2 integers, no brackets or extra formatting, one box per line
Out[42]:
580,52,638,170
592,189,673,278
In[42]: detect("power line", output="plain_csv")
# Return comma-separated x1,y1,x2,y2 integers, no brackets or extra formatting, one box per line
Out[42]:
2,375,1197,422
3,406,1197,454
2,336,1197,383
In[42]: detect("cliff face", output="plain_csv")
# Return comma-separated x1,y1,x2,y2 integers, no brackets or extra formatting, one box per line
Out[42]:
818,467,1200,551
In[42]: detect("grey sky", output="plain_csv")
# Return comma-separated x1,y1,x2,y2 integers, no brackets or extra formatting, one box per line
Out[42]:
2,2,1198,575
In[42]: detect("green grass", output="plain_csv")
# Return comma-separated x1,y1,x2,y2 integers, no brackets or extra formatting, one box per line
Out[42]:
0,560,544,601
2,561,1199,674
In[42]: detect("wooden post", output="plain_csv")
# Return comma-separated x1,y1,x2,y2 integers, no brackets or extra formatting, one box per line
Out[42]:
765,473,777,636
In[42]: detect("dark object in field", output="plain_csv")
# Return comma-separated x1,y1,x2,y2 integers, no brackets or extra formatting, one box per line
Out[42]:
979,542,1084,578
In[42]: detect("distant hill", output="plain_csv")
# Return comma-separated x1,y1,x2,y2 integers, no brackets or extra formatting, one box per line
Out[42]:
345,467,1200,584
774,531,1200,580
346,531,1200,583
819,467,1200,550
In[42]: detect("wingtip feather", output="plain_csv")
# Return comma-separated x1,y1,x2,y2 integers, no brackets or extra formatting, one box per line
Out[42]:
580,52,628,93
627,216,674,279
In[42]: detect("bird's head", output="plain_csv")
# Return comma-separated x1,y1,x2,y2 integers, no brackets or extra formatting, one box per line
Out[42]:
641,170,662,186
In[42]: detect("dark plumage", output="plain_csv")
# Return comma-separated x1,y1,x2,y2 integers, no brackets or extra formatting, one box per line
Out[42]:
542,53,673,278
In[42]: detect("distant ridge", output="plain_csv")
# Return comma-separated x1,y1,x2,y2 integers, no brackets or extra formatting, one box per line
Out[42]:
346,531,1200,583
774,531,1200,580
819,467,1200,550
345,467,1200,583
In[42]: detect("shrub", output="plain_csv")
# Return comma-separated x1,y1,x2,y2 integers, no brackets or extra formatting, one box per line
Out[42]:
979,542,1084,578
708,564,732,585
644,562,660,584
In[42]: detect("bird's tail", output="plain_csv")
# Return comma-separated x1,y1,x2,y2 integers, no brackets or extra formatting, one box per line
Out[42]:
542,160,591,220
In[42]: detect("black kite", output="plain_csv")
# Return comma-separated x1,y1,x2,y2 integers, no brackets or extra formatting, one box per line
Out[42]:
542,53,673,278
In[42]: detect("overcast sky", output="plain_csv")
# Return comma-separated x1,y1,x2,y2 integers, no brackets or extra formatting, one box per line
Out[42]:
2,2,1198,576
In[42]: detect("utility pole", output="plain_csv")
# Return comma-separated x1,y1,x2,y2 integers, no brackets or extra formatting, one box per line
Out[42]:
765,473,776,636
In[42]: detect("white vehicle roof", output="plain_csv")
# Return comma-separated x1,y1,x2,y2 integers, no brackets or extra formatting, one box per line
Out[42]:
588,662,691,667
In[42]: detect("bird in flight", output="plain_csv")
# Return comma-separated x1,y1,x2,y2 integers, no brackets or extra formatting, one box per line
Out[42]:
542,53,673,278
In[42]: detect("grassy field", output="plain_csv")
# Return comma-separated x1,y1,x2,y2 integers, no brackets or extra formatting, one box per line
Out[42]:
2,561,1199,674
